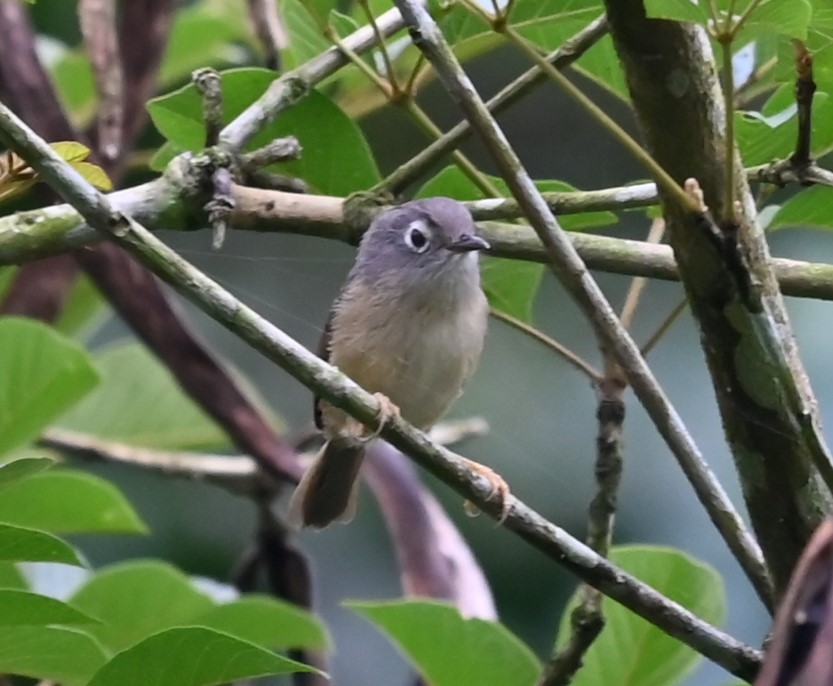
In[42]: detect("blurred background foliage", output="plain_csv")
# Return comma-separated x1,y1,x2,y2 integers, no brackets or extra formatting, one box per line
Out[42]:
3,0,833,683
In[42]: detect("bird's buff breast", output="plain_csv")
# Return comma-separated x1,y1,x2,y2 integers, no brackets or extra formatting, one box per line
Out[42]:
324,278,488,432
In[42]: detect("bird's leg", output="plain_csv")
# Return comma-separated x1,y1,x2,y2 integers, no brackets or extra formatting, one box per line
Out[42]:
462,458,511,524
362,393,401,440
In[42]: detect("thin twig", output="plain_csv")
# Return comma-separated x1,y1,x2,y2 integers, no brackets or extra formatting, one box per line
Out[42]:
458,9,694,212
0,103,763,679
219,6,408,150
541,221,663,684
392,0,774,610
377,14,608,194
619,218,666,330
640,298,688,357
790,40,816,168
489,308,602,382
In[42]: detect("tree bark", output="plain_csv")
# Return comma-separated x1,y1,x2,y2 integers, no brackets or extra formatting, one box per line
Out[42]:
604,0,832,595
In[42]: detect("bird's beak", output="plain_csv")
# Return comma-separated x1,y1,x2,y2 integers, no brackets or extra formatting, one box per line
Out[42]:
446,234,491,253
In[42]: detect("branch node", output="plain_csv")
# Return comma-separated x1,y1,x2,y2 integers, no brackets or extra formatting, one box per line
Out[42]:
193,67,224,147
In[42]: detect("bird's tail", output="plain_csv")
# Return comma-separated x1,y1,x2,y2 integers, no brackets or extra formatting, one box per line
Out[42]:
288,437,366,529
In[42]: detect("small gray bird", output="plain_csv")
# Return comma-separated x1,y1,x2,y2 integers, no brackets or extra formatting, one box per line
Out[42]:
289,197,492,528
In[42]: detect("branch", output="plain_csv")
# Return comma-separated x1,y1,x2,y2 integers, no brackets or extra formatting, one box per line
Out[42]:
218,5,408,151
392,0,773,610
604,0,832,597
7,182,833,303
0,104,762,681
378,13,608,194
41,418,489,498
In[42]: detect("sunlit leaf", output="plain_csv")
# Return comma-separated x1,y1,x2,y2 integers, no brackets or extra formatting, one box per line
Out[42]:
557,546,726,686
0,318,99,457
86,627,319,686
0,524,84,567
0,625,107,686
0,470,147,535
350,599,540,686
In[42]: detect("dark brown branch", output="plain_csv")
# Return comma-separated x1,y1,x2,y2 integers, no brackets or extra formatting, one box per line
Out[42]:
79,0,124,162
365,442,497,619
790,40,816,169
116,0,177,154
246,0,289,70
0,1,81,321
73,243,303,482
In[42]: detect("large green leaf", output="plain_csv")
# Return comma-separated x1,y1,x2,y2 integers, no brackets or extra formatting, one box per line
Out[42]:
0,523,84,567
58,342,228,450
70,561,215,652
87,627,319,686
769,186,833,231
558,545,725,686
0,561,26,589
0,317,99,456
158,4,252,85
0,589,99,626
645,0,811,39
350,599,541,686
282,0,332,69
0,470,147,535
195,596,329,650
0,456,54,491
147,67,380,194
0,625,107,686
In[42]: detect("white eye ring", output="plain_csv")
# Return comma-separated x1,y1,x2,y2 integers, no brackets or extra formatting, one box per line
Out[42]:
404,220,430,253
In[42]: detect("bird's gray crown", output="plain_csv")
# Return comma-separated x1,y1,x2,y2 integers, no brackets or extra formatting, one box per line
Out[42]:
348,197,487,285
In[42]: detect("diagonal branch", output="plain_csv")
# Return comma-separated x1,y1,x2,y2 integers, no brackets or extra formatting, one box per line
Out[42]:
603,0,832,598
391,0,773,610
0,103,762,680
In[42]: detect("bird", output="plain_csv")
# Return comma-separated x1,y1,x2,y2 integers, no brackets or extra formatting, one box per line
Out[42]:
289,196,503,528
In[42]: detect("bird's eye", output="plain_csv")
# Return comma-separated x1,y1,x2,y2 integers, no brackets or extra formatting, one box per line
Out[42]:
404,222,430,253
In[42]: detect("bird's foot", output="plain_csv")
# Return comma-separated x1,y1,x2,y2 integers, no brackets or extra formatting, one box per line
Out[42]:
363,393,401,440
462,458,511,524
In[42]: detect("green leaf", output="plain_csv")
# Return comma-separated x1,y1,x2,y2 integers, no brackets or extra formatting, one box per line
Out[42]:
0,523,84,566
87,627,318,686
147,67,380,194
195,596,329,650
70,560,216,652
350,599,541,686
58,342,229,450
0,470,147,535
737,90,833,165
645,0,811,39
559,545,725,686
480,258,541,322
769,186,833,231
0,456,54,491
158,6,251,86
282,0,331,70
0,589,99,626
0,625,107,686
0,317,99,456
0,561,27,589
